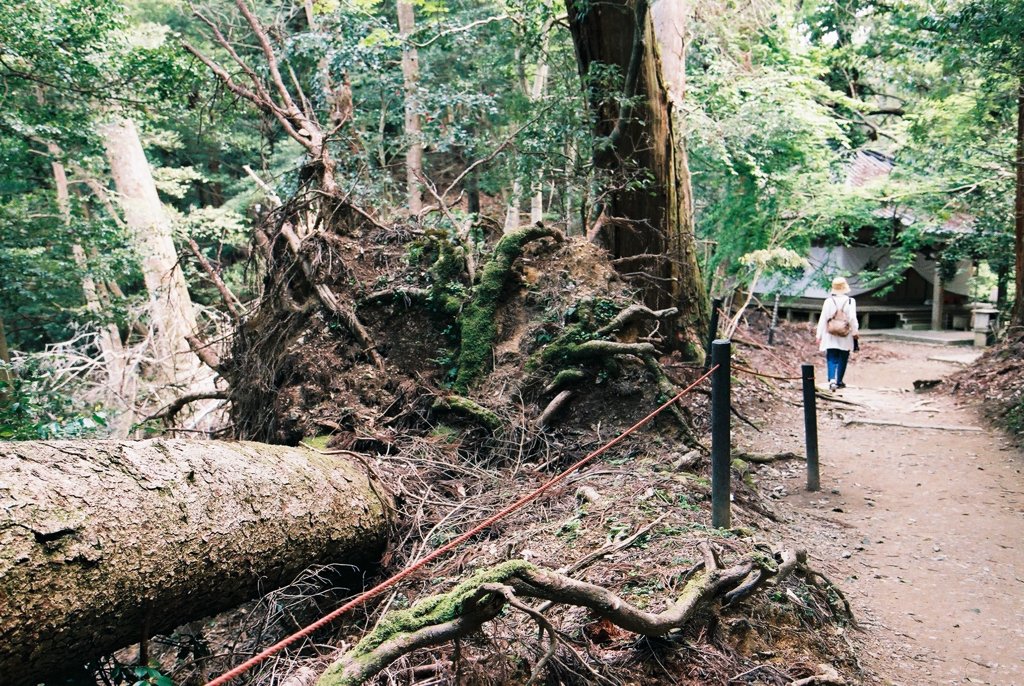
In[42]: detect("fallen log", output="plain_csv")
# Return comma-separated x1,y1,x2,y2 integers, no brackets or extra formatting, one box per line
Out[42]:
0,439,393,686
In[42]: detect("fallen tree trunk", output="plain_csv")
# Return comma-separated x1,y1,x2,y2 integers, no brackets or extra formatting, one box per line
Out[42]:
0,439,393,686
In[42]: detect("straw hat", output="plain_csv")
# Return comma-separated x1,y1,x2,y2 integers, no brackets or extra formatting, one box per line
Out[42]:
831,276,851,294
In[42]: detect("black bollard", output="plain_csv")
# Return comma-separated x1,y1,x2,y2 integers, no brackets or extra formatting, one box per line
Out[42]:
704,298,723,370
801,363,820,491
711,339,732,529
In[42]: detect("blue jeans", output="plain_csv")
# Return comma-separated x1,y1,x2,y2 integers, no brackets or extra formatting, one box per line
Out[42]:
825,348,850,384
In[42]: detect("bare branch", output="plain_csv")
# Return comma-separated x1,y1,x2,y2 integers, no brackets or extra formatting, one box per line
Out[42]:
185,237,243,321
232,0,305,124
411,16,508,48
145,391,228,423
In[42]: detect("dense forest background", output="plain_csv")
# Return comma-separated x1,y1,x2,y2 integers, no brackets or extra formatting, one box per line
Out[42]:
1,0,1022,439
1,0,1021,440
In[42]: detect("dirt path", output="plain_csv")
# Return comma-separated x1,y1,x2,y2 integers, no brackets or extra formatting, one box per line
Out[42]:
737,340,1024,686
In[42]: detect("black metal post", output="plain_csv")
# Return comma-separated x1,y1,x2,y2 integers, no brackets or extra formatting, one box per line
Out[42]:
801,363,820,491
711,339,732,529
704,298,722,370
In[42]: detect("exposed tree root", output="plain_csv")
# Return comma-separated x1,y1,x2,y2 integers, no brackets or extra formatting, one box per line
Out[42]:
432,395,503,433
280,223,386,371
734,450,801,464
595,304,678,337
535,389,574,429
315,543,845,686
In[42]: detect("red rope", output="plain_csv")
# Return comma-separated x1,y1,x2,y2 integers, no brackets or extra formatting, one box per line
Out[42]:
205,366,718,686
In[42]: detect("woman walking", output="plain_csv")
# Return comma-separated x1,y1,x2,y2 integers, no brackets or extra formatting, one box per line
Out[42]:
816,276,859,391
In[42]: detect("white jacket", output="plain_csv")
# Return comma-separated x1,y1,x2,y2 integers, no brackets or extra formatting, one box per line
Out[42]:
816,294,859,351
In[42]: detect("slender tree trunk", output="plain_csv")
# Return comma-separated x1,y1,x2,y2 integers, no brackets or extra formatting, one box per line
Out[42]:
529,32,551,225
931,263,944,330
0,439,393,686
504,178,522,233
0,314,10,384
101,117,199,381
398,1,424,215
47,143,131,411
565,0,708,353
1012,77,1024,329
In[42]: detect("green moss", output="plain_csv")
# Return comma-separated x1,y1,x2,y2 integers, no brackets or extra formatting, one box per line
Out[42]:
549,369,588,390
302,435,332,450
432,395,503,433
454,225,555,390
351,560,535,657
428,240,468,316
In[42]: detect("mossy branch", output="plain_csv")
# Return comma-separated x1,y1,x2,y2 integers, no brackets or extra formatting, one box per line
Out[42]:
432,395,503,433
315,545,833,686
454,224,561,391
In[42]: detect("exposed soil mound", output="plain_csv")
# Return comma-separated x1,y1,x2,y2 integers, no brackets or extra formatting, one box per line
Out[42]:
947,331,1024,442
164,261,864,685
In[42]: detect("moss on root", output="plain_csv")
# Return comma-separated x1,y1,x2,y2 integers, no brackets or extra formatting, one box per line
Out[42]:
432,395,503,433
350,560,534,658
428,239,468,316
454,225,558,391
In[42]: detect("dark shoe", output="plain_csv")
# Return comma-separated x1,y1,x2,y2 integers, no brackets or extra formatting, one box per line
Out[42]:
837,382,846,388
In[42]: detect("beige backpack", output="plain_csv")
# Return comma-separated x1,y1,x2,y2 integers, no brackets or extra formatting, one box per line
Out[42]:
826,296,851,336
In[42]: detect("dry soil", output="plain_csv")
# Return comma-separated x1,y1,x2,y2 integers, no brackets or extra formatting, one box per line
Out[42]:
736,339,1024,686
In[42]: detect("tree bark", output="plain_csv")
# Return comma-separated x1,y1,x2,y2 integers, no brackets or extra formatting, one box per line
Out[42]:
0,439,393,686
398,1,424,215
0,314,9,366
101,117,199,382
565,0,709,353
1012,76,1024,330
0,313,10,387
46,139,132,427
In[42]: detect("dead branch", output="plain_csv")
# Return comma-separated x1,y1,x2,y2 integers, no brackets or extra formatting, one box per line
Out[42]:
410,15,508,48
145,391,228,423
815,391,865,407
185,334,223,373
731,335,771,351
244,164,283,207
186,237,243,320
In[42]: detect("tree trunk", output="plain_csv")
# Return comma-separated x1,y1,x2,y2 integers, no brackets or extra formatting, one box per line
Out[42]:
47,142,131,421
565,0,708,353
0,439,392,686
504,178,522,233
398,1,424,215
0,313,10,386
931,262,944,330
1012,77,1024,329
100,117,199,382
